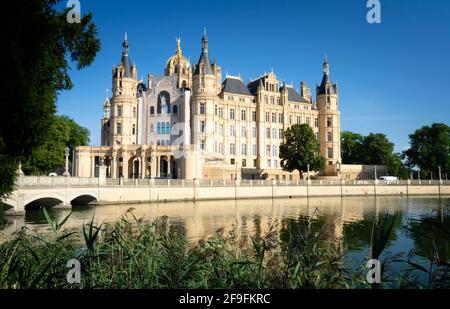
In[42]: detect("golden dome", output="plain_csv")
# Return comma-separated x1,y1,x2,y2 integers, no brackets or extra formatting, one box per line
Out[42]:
165,38,190,75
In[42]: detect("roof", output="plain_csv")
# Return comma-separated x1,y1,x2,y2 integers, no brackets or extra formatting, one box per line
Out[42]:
247,78,263,95
286,86,310,103
194,51,213,75
121,54,133,78
317,72,337,95
222,77,252,96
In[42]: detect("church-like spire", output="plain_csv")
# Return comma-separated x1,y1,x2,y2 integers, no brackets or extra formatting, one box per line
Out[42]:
194,29,213,75
317,56,335,95
120,32,133,78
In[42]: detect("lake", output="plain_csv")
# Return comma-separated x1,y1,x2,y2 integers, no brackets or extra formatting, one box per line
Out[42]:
1,195,449,284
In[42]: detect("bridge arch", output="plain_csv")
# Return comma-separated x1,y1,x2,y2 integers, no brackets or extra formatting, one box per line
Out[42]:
24,193,65,211
69,192,98,206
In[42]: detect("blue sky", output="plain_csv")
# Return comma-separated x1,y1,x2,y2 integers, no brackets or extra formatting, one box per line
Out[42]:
57,0,450,152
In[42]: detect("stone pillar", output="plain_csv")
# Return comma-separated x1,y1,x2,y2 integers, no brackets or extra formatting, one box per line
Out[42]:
150,154,156,178
123,156,129,179
91,156,96,178
111,156,117,179
167,157,172,179
156,156,160,178
141,155,146,179
99,164,107,186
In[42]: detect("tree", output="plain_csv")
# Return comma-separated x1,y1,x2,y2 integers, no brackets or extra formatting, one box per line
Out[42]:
341,131,364,164
279,124,326,178
360,133,394,165
0,0,100,198
403,123,450,178
22,115,90,175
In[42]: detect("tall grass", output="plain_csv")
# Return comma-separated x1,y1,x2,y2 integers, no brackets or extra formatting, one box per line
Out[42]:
0,205,449,289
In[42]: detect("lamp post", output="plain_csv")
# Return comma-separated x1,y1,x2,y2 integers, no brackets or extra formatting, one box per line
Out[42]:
63,146,70,177
438,166,442,183
307,163,310,181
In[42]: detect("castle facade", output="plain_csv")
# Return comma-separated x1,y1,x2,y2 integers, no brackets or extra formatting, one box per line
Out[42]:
75,32,342,180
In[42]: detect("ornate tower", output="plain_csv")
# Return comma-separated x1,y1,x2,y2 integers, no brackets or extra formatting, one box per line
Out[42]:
164,38,192,89
109,33,138,146
101,96,111,146
317,57,341,176
191,30,221,155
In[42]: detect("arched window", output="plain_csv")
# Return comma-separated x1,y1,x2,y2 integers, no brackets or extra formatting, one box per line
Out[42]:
166,122,170,134
182,80,187,88
157,122,161,134
150,106,155,114
161,122,166,134
173,105,178,114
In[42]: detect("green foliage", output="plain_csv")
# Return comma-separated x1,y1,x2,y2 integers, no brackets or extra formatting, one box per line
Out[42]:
341,131,410,178
341,131,364,164
21,115,90,175
0,0,100,198
403,123,450,177
280,124,326,177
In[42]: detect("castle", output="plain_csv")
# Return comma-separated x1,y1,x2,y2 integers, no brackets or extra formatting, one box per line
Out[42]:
74,32,342,180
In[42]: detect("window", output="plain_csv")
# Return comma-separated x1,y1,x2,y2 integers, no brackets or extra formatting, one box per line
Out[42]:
327,147,333,159
278,114,283,123
230,108,235,120
327,96,331,103
166,139,170,146
277,97,281,105
252,144,257,156
157,122,161,134
219,107,224,118
242,159,247,167
239,97,245,103
241,110,246,121
117,106,122,117
229,125,235,137
241,126,247,138
264,96,268,104
231,158,235,165
279,129,284,139
327,117,332,127
150,106,155,115
289,115,292,125
161,122,166,134
166,122,170,134
133,107,136,118
228,96,234,101
297,116,301,124
265,112,270,122
306,117,310,126
200,103,206,114
272,128,277,139
132,124,136,135
267,159,272,168
252,127,257,138
215,105,218,116
266,145,271,156
161,140,165,146
117,123,122,134
270,96,274,105
219,124,224,136
274,160,278,168
272,113,277,123
266,128,271,139
200,140,205,150
252,111,257,121
200,121,206,133
219,143,223,154
272,145,278,157
157,140,161,146
314,117,319,128
230,143,236,155
253,159,257,167
173,105,178,114
241,144,247,156
327,131,333,142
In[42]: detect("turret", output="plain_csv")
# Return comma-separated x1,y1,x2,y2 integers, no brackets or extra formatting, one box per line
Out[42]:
316,57,341,176
109,33,139,146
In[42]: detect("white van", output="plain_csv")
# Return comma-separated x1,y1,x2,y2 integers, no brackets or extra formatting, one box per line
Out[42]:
379,176,398,183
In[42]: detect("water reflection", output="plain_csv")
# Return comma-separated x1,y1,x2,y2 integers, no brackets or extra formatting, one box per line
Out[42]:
1,196,449,267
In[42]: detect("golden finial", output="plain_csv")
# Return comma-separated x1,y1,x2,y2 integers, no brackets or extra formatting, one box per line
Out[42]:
176,37,182,55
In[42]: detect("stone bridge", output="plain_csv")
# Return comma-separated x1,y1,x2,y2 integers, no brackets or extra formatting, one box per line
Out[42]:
2,175,449,215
